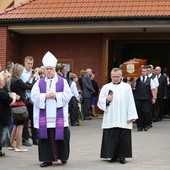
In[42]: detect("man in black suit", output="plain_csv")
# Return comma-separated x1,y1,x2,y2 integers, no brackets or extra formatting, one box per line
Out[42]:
82,68,95,120
133,66,157,131
147,65,159,128
154,66,168,121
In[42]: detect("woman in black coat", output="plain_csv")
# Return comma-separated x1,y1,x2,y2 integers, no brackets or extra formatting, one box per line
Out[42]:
90,72,99,117
0,72,17,156
9,63,33,152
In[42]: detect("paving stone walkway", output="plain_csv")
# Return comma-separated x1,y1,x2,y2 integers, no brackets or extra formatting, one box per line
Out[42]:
0,118,170,170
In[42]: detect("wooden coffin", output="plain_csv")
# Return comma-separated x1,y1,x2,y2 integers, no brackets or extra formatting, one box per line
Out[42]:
130,58,147,66
122,59,147,78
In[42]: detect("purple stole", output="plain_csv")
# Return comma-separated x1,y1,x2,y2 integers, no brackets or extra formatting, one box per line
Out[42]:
39,76,64,140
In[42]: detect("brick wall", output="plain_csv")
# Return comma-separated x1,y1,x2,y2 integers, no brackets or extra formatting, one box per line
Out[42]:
7,30,22,64
0,29,103,87
0,28,22,70
0,27,7,69
22,33,103,88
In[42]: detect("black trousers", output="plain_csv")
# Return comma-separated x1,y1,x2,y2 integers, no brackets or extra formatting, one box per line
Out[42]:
83,97,91,118
22,101,38,141
156,98,165,120
69,97,79,124
135,99,150,130
147,102,153,126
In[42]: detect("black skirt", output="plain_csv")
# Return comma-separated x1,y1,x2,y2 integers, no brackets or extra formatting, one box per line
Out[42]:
38,127,70,162
100,127,132,159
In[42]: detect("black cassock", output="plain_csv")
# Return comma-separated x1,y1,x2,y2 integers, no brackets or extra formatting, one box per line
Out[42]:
100,127,132,159
38,127,70,162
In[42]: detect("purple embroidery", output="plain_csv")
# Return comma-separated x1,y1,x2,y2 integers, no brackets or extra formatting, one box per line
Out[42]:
39,76,64,140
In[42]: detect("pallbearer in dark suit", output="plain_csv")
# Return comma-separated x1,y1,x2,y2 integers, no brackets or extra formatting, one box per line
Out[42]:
147,65,159,128
133,66,157,131
154,66,168,121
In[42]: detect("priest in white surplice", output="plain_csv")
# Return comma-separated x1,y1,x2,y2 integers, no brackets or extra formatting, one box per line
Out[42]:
31,51,72,167
98,68,138,164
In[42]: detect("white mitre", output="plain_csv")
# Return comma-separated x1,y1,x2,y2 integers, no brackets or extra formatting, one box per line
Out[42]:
42,51,57,67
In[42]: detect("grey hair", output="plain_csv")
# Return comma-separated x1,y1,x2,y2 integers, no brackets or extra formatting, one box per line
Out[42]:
86,68,92,73
111,67,122,74
155,66,161,71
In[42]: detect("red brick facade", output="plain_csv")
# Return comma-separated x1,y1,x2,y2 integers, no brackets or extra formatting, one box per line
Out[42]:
0,28,22,69
0,27,8,69
0,30,103,87
7,31,22,64
22,33,103,87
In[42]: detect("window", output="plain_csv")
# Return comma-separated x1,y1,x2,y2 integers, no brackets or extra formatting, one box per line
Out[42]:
58,59,73,71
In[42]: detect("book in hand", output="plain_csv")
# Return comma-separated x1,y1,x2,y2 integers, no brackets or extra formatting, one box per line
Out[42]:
108,90,113,95
106,90,113,106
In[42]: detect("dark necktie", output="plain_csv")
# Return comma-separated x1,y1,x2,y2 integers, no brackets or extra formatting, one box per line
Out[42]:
142,76,145,83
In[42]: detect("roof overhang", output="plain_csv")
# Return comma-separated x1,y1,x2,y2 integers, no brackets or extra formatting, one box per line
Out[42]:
1,17,169,34
8,22,170,34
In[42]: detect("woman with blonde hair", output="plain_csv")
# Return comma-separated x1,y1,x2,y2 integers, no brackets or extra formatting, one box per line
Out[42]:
0,72,17,156
34,67,45,80
9,63,33,152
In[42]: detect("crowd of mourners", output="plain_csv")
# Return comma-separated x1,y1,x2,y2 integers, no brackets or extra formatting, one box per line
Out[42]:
0,56,170,162
122,64,170,132
0,56,99,157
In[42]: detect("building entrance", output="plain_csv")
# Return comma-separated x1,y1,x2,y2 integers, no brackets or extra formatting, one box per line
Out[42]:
108,40,170,70
108,40,170,116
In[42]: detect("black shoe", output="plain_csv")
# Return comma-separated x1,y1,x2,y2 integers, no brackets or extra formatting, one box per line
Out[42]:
0,152,5,157
40,162,52,167
109,157,119,162
33,139,38,145
144,127,148,131
84,117,92,120
22,140,32,146
61,160,67,164
147,125,152,129
119,158,126,164
153,119,158,122
71,123,78,126
76,122,80,126
137,128,143,132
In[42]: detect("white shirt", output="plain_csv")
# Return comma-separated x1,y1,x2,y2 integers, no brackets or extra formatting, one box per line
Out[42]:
148,73,159,87
70,81,79,98
21,68,34,98
98,82,138,130
157,74,161,79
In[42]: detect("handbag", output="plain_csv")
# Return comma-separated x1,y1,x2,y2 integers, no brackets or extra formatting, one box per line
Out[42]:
12,101,29,121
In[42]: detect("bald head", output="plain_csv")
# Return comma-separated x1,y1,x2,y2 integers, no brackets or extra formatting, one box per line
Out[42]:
155,66,161,75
